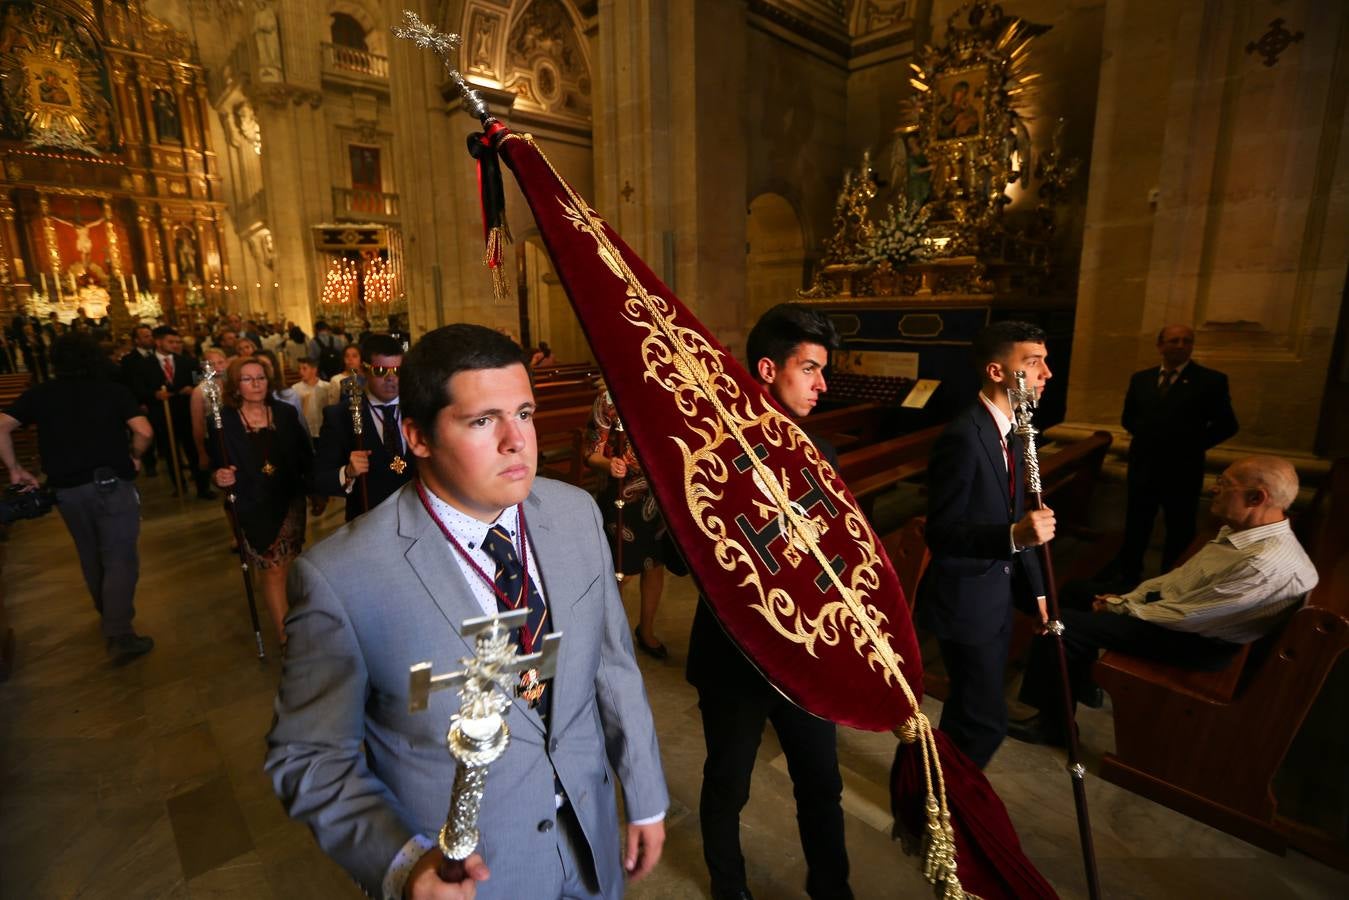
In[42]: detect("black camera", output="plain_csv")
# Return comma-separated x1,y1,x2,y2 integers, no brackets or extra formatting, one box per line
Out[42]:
0,484,58,525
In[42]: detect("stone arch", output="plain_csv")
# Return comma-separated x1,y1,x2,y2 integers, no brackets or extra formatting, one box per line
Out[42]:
327,0,386,56
746,193,806,324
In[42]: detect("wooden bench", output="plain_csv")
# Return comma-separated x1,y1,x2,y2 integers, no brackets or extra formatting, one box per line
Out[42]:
0,373,38,474
0,535,11,682
1093,457,1349,862
532,403,595,484
837,425,944,522
804,402,885,453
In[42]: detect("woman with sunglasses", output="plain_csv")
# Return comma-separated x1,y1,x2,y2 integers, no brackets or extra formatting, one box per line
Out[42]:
209,356,313,647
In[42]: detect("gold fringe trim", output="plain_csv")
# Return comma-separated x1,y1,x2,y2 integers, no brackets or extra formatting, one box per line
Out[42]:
896,713,973,899
485,225,511,305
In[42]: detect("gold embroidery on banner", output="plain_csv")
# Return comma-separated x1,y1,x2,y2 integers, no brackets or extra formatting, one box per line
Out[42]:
549,157,900,677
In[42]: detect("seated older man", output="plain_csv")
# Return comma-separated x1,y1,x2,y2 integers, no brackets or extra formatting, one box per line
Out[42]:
1011,455,1318,745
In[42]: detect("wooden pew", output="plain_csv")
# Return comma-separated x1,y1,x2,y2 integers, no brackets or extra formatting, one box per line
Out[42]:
1093,457,1349,861
837,425,943,522
0,373,38,475
0,535,11,681
804,402,884,453
532,403,595,484
533,363,600,383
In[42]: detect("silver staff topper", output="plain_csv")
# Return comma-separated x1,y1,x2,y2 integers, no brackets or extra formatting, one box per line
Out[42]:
1008,371,1042,495
201,360,223,430
393,10,492,122
409,610,562,861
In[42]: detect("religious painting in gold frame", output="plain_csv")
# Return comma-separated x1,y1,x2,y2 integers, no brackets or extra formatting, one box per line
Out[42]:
25,55,84,121
930,66,986,144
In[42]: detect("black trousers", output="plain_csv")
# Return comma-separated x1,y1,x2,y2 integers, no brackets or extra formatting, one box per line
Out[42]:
936,629,1012,769
1118,463,1202,581
148,401,207,493
55,479,141,638
1019,606,1241,732
695,674,851,899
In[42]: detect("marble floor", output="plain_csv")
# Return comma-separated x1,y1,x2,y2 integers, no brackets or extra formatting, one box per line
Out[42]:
2,476,1347,899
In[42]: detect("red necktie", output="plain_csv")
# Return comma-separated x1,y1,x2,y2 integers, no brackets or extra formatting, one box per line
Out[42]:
1004,428,1015,502
162,356,174,384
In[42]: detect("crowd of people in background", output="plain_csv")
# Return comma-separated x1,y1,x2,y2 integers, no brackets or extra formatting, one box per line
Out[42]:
0,309,415,655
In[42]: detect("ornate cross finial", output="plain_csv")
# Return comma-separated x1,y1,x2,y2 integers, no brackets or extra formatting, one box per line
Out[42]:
408,609,563,860
393,10,492,123
201,359,223,429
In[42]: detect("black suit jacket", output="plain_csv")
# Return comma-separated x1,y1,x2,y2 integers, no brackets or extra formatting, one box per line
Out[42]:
134,352,199,421
314,398,413,521
916,402,1045,644
1122,361,1237,484
207,401,313,551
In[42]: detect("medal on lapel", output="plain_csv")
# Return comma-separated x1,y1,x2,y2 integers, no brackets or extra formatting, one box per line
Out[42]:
518,667,545,705
390,455,407,474
261,461,276,476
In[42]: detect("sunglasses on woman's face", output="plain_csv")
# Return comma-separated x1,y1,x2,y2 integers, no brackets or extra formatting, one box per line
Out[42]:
370,365,399,378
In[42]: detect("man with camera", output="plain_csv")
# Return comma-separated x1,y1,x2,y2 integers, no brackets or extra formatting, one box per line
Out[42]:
0,333,156,659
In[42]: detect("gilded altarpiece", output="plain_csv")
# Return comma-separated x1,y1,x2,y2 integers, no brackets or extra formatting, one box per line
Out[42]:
797,0,1079,426
0,0,228,329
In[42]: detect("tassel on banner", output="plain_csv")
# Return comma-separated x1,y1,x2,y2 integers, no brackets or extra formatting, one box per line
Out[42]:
467,125,513,305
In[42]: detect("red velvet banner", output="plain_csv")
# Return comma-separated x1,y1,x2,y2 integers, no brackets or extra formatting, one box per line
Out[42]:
494,126,1057,897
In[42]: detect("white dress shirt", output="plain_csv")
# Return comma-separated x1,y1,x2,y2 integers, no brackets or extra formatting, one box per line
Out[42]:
1105,518,1318,644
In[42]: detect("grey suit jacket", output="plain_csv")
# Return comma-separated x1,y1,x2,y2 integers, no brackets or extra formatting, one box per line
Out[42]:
265,478,669,898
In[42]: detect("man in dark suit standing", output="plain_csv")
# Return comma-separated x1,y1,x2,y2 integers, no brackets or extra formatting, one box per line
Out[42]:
1116,325,1238,583
135,326,212,499
314,334,412,520
119,324,158,475
687,303,852,900
917,320,1054,769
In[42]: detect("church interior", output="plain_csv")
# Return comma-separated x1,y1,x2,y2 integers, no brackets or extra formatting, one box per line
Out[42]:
1,0,1347,897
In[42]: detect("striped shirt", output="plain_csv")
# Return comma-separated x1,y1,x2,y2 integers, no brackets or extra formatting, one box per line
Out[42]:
1107,519,1318,644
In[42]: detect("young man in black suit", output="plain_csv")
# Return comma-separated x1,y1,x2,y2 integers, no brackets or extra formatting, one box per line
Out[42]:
314,334,413,520
916,320,1055,769
687,303,852,900
136,326,212,499
1115,324,1238,583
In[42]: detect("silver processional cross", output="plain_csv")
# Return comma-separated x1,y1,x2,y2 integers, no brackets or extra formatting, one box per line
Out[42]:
408,609,562,861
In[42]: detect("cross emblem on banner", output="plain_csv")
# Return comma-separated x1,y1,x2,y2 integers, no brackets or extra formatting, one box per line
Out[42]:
732,444,844,591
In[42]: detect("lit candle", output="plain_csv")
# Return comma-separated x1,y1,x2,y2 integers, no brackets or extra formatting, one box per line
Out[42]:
39,272,49,298
119,273,128,297
54,272,64,303
131,273,139,296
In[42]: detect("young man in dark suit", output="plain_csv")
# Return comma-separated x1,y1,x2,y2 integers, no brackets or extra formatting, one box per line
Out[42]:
314,334,413,520
687,303,852,900
916,320,1055,769
136,326,212,499
1116,324,1238,583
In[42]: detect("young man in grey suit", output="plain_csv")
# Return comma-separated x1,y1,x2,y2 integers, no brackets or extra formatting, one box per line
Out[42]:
266,324,668,900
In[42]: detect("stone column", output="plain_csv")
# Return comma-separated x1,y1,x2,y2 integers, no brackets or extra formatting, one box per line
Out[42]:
254,89,327,329
668,0,749,348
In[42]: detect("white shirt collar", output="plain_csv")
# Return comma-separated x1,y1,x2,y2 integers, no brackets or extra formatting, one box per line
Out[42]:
155,350,172,362
422,488,519,549
1219,518,1292,550
1159,360,1191,376
978,391,1013,441
366,391,398,409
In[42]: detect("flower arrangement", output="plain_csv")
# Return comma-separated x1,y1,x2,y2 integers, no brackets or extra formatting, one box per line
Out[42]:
865,198,931,267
